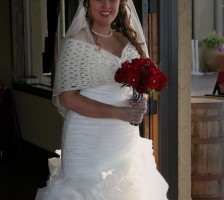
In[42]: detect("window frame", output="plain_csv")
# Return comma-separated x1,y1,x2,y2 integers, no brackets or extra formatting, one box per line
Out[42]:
11,0,75,99
11,0,52,99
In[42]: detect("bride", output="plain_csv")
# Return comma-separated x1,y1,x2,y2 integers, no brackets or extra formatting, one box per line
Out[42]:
35,0,169,199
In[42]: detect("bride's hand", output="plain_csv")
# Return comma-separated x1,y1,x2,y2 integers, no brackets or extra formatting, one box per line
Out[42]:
130,98,147,125
130,98,147,114
118,98,147,124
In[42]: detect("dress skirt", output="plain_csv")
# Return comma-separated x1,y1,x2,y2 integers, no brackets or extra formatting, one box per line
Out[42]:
35,84,168,200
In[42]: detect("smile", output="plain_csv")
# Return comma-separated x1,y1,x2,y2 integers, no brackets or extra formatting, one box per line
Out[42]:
100,11,111,17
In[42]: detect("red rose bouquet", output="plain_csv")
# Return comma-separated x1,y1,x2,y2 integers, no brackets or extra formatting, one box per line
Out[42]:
115,57,167,98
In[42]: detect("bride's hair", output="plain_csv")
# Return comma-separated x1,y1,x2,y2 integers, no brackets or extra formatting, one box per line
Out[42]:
83,0,146,58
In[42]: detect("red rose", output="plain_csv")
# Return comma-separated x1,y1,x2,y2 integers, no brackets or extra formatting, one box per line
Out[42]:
148,75,161,90
114,57,167,96
114,68,125,83
148,65,160,76
121,60,131,71
156,73,168,91
126,71,140,88
136,79,148,94
131,58,144,66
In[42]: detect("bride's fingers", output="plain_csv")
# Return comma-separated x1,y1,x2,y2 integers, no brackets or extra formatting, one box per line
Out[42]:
130,99,147,110
135,103,147,113
139,108,147,114
130,109,145,123
130,117,144,125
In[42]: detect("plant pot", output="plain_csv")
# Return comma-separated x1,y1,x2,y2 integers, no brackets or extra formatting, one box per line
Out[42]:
203,48,220,72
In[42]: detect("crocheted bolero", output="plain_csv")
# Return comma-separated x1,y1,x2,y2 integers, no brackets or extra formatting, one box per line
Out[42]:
53,38,140,117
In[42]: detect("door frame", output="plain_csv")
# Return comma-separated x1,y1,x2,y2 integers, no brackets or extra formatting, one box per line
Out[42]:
159,0,178,199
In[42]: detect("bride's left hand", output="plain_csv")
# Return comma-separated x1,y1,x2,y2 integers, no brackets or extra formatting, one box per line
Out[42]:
130,98,147,118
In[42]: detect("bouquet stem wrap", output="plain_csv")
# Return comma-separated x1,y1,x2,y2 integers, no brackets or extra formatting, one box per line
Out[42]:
133,89,143,101
131,89,143,126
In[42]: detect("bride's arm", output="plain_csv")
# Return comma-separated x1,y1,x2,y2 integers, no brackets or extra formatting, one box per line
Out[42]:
59,90,146,124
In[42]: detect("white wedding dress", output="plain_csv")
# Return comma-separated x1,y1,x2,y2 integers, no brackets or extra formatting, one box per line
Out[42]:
35,40,168,200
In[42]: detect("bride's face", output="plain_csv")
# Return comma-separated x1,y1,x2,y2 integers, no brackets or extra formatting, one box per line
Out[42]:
89,0,120,29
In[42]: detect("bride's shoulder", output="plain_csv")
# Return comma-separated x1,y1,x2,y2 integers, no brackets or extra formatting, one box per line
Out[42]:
72,28,93,44
73,29,88,41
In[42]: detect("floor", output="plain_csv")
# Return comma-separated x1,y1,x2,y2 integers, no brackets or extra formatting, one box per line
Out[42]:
191,72,217,96
0,162,47,200
0,141,54,200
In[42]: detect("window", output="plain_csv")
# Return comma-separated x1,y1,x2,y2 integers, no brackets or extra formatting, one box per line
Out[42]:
11,0,78,99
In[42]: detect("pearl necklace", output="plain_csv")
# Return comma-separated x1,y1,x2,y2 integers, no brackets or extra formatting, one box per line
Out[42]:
91,29,113,38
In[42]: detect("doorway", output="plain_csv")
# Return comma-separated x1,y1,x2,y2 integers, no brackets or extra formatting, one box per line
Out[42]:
134,0,178,199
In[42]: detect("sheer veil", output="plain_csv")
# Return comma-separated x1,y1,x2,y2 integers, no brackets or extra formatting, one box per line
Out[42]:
63,0,149,56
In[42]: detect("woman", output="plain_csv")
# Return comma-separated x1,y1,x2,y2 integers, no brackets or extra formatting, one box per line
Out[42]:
36,0,168,199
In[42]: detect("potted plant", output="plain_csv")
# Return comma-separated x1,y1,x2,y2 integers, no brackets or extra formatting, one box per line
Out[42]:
202,31,224,72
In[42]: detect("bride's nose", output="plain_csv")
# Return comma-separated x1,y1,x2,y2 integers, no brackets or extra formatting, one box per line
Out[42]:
102,0,110,8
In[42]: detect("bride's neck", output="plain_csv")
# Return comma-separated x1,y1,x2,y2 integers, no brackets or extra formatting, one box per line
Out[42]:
91,25,112,36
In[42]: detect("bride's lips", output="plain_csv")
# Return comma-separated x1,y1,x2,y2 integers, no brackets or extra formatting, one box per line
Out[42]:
100,11,111,17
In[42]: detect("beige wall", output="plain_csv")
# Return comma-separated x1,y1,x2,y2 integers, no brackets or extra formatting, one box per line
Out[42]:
0,0,62,152
178,0,192,199
13,91,62,151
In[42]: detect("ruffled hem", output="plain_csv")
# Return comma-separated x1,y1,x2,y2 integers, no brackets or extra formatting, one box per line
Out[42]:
35,138,168,200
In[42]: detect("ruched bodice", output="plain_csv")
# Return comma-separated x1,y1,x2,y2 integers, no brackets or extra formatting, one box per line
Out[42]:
62,84,139,177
